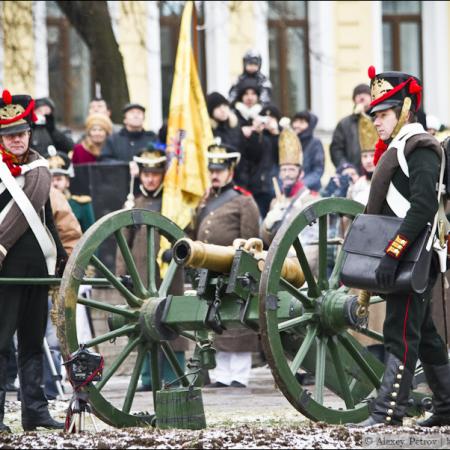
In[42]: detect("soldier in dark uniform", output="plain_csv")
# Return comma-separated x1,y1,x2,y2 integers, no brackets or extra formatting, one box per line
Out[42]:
115,145,188,391
355,68,450,427
193,142,260,388
0,90,65,432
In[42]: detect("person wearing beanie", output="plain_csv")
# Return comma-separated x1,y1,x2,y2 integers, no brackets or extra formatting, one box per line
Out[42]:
31,96,74,156
232,79,263,127
207,92,244,185
291,111,324,192
329,83,372,171
206,92,242,161
72,113,113,164
207,92,229,117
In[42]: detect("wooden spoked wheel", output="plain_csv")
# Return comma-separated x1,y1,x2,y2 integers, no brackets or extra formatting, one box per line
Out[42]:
57,209,188,428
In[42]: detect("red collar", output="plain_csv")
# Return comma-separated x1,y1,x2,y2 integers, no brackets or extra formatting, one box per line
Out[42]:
285,180,305,197
373,138,388,166
0,145,23,177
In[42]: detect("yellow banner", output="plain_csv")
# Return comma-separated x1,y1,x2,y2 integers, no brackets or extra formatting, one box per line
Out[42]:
161,1,212,231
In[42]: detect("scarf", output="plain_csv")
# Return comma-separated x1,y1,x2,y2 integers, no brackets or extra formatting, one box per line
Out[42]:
0,145,24,177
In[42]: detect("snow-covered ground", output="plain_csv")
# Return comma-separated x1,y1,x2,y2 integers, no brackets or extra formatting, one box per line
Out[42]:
1,366,449,448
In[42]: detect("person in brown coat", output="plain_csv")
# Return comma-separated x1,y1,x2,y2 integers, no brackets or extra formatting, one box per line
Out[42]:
49,188,82,255
193,142,260,388
115,144,188,391
0,91,66,432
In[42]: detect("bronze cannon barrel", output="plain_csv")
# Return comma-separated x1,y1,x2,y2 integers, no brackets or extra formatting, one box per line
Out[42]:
173,238,305,288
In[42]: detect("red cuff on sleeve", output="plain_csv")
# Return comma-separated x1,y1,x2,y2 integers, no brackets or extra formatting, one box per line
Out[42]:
385,234,410,259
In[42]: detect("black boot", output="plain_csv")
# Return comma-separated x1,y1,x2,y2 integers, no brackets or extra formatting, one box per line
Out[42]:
0,355,11,433
353,352,414,427
417,362,450,427
18,354,64,431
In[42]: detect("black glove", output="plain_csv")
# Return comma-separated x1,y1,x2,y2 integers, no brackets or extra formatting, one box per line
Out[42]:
162,249,173,263
375,254,400,290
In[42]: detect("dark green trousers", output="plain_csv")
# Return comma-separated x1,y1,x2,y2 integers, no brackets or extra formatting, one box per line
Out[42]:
384,269,448,372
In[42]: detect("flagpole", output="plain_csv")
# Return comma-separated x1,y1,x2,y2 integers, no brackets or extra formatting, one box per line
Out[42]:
192,1,199,69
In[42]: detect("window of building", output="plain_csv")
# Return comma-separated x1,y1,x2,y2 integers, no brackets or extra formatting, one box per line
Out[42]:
382,1,422,79
159,1,207,119
268,1,310,116
46,1,92,129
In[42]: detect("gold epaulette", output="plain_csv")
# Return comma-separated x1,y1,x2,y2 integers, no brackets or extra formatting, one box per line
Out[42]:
71,194,92,204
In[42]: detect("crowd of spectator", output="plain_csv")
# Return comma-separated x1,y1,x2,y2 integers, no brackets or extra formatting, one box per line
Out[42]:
30,49,448,220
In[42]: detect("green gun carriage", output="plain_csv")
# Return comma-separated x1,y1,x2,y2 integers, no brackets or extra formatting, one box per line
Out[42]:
3,198,431,428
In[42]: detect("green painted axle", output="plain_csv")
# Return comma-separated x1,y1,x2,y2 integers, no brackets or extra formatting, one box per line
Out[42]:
0,277,115,286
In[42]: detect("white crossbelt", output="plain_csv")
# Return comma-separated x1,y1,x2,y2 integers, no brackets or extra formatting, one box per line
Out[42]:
0,159,56,275
385,122,447,255
385,123,424,217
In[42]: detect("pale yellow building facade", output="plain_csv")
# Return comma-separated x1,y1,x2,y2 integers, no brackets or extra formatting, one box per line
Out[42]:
0,1,448,142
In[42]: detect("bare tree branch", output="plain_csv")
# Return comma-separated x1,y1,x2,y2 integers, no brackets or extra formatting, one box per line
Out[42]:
56,0,129,122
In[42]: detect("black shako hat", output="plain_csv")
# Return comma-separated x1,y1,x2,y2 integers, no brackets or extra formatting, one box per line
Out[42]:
0,90,37,136
207,139,240,170
45,145,74,177
133,142,167,173
367,65,422,115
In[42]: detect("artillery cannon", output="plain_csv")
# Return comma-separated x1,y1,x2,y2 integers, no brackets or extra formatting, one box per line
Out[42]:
1,198,431,428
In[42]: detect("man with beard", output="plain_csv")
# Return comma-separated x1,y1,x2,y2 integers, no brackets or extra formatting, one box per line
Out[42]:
261,128,319,271
0,90,66,432
193,142,260,388
115,144,188,391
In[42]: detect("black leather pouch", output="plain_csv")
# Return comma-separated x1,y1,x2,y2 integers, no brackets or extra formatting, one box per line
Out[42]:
340,214,432,294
